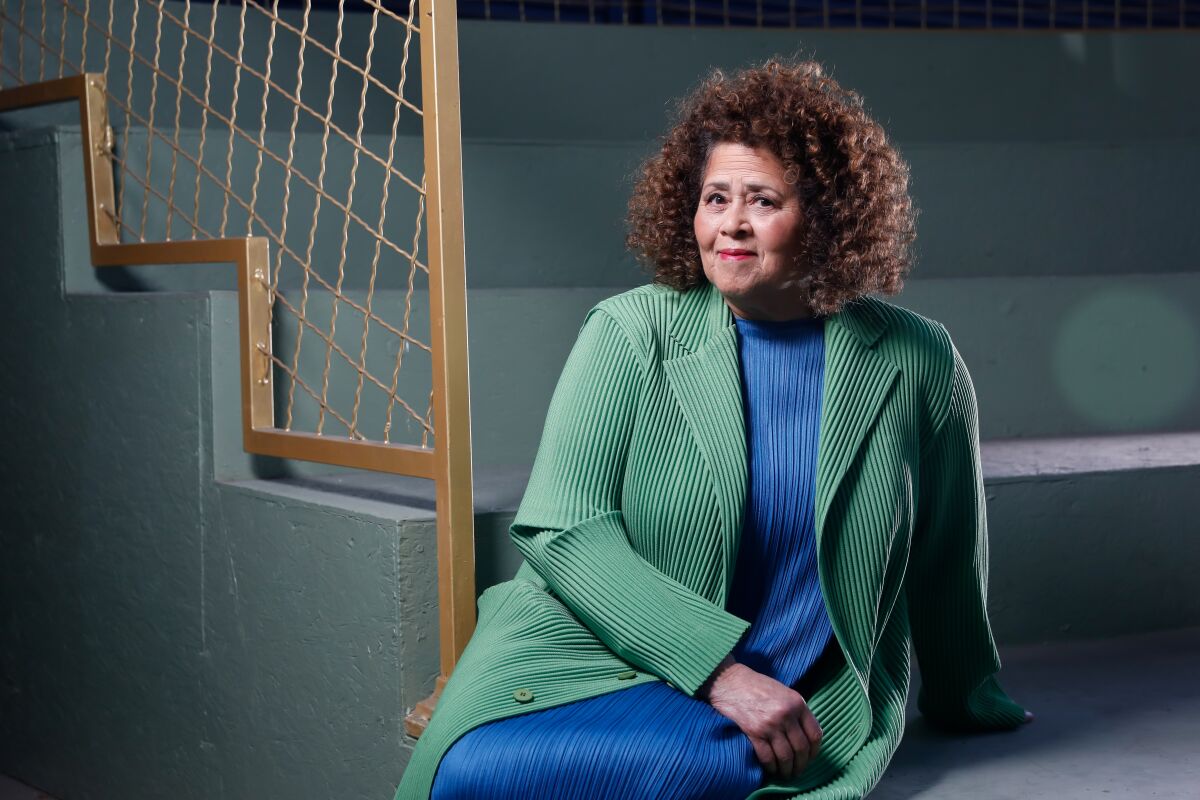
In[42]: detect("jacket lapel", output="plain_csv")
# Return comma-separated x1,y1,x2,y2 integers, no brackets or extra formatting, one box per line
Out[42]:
661,282,899,668
815,301,899,553
662,290,747,597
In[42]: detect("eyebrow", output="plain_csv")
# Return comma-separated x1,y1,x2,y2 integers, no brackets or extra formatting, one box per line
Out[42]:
701,181,781,193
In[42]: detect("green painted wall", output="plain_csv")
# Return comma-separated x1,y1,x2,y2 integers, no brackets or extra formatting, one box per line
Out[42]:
2,16,1199,800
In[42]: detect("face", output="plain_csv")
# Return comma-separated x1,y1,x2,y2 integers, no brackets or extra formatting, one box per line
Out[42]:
693,142,812,320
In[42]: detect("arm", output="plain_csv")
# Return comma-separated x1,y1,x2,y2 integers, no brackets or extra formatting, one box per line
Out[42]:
907,337,1028,732
509,307,750,697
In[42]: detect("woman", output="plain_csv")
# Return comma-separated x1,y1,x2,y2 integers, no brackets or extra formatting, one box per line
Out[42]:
393,59,1033,800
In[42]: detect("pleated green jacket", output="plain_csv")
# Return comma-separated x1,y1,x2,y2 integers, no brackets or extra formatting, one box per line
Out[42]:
393,280,1027,800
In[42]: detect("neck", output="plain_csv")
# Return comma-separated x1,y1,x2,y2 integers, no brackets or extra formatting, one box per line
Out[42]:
723,295,815,322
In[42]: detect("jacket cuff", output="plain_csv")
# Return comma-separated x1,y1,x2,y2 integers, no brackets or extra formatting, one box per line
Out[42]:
515,509,750,696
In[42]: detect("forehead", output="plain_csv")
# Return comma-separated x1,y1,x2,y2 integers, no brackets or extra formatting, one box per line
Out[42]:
701,142,788,185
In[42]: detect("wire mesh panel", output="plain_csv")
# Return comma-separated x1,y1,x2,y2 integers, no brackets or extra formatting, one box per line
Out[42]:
0,0,447,457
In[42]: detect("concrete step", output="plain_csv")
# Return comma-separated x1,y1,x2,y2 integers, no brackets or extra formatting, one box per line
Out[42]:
0,125,430,800
292,430,1200,647
980,433,1200,644
983,431,1200,478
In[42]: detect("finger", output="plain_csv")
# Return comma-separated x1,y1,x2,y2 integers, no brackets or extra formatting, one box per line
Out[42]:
770,731,795,779
783,716,810,772
1024,710,1036,723
751,736,777,775
798,706,823,761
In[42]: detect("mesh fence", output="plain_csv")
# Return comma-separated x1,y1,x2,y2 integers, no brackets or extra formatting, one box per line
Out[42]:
0,0,436,450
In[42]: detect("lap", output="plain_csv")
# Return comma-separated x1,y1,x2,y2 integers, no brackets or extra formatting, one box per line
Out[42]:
431,681,763,800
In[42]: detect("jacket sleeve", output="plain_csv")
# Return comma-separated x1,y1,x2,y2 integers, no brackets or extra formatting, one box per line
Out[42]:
508,306,750,697
907,337,1028,732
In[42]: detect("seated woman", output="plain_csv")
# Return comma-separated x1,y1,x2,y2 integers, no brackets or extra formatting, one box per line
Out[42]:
393,59,1033,800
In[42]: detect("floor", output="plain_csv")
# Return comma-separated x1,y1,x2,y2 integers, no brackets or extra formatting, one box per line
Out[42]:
0,776,50,800
3,626,1197,799
875,625,1200,799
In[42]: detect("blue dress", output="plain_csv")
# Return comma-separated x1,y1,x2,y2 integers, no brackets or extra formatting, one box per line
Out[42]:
431,315,837,800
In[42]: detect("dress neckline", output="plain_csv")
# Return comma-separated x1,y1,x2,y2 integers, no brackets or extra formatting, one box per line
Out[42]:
734,314,824,339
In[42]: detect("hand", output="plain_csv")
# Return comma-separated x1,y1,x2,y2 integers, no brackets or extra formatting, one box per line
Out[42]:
698,656,823,780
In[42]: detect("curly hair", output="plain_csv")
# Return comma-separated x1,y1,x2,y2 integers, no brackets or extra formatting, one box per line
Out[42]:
625,59,917,317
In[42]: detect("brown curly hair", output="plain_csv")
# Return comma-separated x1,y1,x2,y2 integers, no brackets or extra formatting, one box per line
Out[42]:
625,59,917,316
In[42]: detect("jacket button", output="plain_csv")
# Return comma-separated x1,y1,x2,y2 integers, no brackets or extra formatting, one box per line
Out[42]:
617,670,637,680
513,688,534,703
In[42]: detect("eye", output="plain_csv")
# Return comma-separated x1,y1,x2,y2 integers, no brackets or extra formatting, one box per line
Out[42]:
703,192,727,206
751,195,776,208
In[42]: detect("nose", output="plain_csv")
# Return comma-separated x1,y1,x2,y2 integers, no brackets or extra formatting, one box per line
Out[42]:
719,198,752,239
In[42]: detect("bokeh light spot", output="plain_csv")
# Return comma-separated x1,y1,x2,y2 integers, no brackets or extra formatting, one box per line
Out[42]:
1052,288,1198,430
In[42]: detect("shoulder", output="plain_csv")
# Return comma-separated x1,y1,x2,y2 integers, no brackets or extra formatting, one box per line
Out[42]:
589,282,680,325
854,295,959,431
582,283,684,362
858,295,953,359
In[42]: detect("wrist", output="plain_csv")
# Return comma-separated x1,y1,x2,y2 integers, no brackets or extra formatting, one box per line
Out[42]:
697,654,739,701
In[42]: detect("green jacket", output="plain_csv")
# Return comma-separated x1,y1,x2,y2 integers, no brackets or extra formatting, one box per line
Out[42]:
394,280,1027,799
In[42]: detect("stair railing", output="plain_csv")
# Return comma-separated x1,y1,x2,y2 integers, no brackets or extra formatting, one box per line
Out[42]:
0,0,474,737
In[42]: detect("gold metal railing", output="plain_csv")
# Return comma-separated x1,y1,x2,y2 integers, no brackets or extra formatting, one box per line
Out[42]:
0,0,474,736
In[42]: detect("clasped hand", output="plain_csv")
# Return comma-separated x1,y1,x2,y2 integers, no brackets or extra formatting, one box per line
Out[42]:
698,655,823,780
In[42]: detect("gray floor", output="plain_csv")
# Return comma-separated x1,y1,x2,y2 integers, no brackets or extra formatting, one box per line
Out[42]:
3,627,1197,800
0,776,49,800
876,626,1200,799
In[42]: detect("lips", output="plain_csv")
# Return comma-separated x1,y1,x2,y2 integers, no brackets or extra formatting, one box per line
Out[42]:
718,249,755,260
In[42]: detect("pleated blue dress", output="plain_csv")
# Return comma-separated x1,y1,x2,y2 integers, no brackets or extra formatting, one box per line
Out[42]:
431,314,837,800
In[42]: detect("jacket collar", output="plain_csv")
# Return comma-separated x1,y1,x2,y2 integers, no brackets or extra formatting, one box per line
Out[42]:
661,280,899,681
666,279,889,355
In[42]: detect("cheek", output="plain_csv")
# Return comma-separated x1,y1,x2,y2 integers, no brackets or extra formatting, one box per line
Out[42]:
692,212,707,247
762,219,803,263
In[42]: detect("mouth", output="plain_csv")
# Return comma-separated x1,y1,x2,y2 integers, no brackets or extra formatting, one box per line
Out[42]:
718,249,755,261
